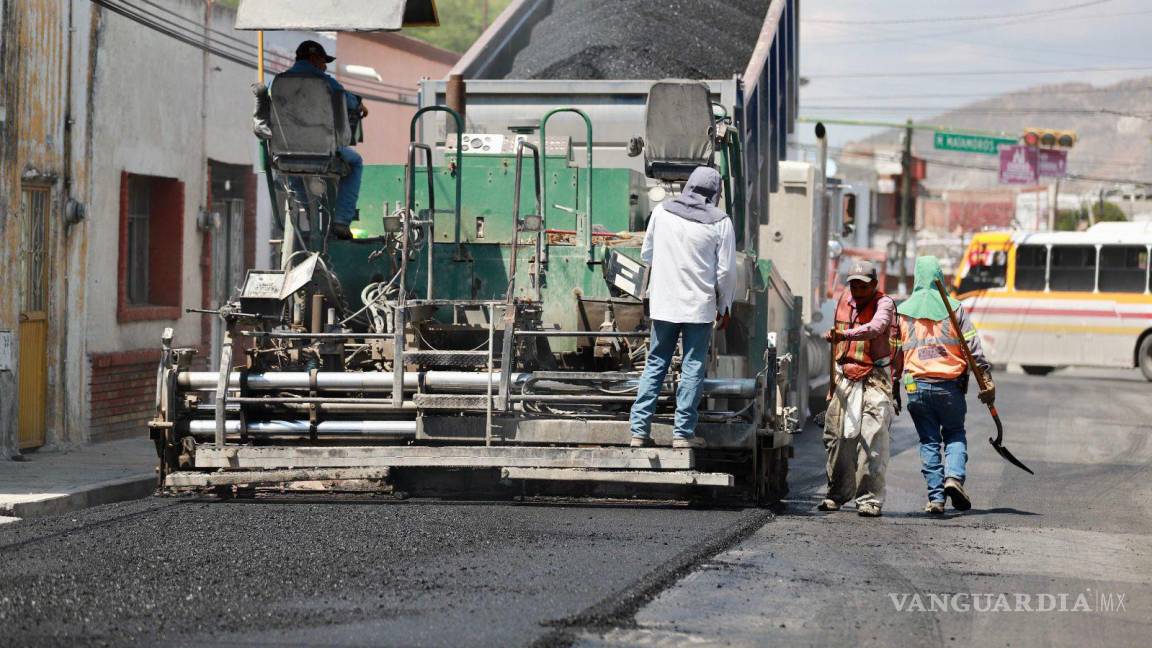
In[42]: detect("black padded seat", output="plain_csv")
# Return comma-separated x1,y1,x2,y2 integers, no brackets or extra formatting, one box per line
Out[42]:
644,81,716,181
267,73,352,177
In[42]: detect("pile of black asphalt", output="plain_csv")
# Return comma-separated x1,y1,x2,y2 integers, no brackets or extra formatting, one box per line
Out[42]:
0,497,768,647
504,0,772,80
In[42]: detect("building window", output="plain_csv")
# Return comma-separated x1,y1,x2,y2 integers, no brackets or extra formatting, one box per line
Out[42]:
1049,245,1097,293
1098,246,1149,294
118,172,184,322
1014,244,1047,291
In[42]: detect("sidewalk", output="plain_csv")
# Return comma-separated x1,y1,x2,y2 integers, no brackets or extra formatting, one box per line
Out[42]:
0,437,157,522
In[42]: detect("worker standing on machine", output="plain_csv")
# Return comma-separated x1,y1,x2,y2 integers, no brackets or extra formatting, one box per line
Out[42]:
284,40,368,240
629,167,737,450
819,261,897,518
893,256,995,515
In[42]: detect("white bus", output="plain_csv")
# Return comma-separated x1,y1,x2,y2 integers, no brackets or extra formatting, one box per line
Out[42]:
953,222,1152,381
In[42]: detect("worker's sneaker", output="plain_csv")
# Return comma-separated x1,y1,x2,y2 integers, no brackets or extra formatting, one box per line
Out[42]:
924,501,945,515
944,477,971,511
330,222,354,240
817,498,840,512
857,501,882,517
672,436,706,449
629,436,655,448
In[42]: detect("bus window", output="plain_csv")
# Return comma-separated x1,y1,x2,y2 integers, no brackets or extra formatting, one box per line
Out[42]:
1049,245,1097,292
1098,246,1149,293
957,247,1007,293
1014,244,1048,291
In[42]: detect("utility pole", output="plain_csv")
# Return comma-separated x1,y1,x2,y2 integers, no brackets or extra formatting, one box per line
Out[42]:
897,119,914,295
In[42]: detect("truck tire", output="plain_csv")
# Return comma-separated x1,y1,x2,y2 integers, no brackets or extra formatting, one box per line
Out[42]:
1021,365,1055,376
1138,335,1152,382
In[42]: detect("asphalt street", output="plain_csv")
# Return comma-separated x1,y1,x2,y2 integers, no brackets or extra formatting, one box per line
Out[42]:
1,368,1148,647
582,368,1152,647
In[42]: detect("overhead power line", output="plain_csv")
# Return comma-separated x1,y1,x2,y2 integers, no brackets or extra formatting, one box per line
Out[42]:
802,0,1113,25
803,106,1152,120
89,0,418,106
803,87,1152,102
807,65,1152,80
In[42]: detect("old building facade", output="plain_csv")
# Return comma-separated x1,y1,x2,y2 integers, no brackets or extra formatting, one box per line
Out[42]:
0,1,458,458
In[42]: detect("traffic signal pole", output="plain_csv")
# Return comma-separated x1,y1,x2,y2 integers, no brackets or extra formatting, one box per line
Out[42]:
898,119,914,294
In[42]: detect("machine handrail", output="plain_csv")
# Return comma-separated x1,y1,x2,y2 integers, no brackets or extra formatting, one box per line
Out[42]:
399,142,437,304
409,106,465,253
539,108,594,264
507,140,543,304
395,141,435,409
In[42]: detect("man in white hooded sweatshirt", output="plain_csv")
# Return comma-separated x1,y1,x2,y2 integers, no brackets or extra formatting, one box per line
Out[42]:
629,166,737,449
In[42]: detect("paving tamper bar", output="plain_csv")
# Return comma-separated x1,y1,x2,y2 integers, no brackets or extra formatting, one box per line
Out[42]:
503,0,772,80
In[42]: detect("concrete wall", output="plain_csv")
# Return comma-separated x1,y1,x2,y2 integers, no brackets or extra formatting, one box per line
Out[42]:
85,0,255,357
335,32,457,165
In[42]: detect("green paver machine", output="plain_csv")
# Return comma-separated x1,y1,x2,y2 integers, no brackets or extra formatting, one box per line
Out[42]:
152,0,803,504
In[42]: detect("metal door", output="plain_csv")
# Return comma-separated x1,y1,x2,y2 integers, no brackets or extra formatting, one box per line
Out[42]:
18,186,49,449
210,198,246,368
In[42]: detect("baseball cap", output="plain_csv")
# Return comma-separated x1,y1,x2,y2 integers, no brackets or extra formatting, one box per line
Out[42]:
296,40,336,63
845,260,878,284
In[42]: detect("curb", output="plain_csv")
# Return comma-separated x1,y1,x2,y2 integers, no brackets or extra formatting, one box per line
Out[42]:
0,474,156,519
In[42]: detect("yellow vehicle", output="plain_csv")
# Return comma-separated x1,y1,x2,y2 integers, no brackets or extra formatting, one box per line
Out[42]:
953,223,1152,380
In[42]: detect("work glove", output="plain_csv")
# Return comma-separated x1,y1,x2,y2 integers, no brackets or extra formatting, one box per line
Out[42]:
892,385,902,416
978,379,996,406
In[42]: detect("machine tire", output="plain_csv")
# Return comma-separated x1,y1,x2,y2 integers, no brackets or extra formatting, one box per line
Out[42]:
1138,335,1152,382
1021,365,1055,376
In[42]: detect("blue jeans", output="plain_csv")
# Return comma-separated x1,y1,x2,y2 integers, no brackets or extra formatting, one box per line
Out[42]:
629,320,713,440
906,378,968,503
334,146,363,225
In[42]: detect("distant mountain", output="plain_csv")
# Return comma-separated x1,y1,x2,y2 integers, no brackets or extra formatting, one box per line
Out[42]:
844,77,1152,192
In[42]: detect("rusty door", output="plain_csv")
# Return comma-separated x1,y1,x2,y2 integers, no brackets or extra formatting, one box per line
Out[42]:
18,186,50,449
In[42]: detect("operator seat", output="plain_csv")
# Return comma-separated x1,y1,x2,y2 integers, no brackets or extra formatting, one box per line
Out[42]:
643,81,716,182
266,74,352,177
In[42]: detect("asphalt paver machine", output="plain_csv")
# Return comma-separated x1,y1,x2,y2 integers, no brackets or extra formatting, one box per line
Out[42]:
152,0,803,504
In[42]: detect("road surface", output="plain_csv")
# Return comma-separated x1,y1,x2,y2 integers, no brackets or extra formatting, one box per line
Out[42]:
1,368,1148,647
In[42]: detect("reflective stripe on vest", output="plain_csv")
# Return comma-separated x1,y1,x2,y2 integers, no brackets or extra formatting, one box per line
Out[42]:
899,316,968,380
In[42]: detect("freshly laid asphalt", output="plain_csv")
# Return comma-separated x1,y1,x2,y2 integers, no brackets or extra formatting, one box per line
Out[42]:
0,494,763,647
2,368,1149,647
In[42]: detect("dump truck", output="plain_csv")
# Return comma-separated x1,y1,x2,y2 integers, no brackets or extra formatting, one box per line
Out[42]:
151,0,804,505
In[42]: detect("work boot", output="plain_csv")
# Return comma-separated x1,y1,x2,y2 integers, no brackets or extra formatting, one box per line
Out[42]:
857,501,882,517
924,501,945,515
944,477,971,511
817,498,840,512
629,436,655,448
672,436,706,449
330,222,354,240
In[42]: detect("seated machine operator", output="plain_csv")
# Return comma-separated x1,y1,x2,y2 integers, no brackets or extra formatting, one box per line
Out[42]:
286,40,368,240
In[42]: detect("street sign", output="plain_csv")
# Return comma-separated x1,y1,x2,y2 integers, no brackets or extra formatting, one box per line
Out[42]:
999,146,1039,185
934,131,1016,155
1038,149,1067,178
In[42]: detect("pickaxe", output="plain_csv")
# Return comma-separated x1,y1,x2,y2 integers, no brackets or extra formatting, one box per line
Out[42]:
934,280,1034,475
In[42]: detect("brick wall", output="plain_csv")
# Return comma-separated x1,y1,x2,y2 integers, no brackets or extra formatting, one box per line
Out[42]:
89,349,161,442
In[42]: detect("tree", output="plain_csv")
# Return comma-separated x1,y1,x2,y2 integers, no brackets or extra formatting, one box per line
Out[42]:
1092,199,1127,223
406,0,513,53
1055,209,1084,231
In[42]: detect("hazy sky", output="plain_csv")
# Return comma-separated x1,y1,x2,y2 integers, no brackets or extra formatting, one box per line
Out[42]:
798,0,1152,149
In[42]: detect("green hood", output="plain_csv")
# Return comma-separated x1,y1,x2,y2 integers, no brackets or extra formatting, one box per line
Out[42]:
896,256,961,321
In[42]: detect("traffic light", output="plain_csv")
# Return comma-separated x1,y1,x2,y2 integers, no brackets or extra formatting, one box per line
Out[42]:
1022,128,1077,149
